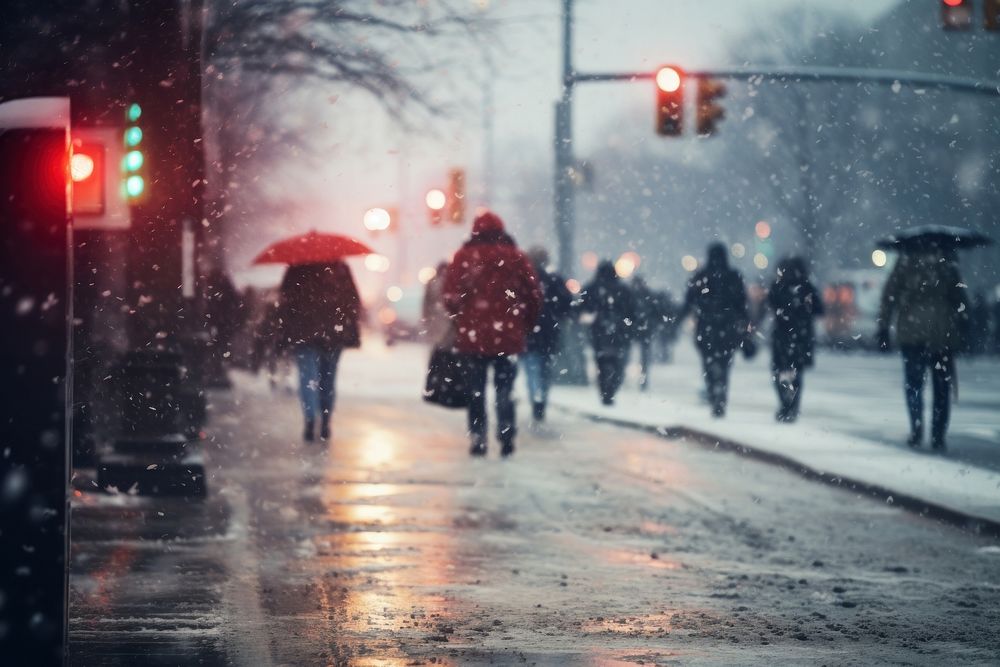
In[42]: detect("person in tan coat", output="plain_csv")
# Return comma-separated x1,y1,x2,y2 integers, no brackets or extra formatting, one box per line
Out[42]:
878,250,968,450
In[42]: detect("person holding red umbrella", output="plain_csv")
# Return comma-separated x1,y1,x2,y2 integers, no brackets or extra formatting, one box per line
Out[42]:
278,261,360,442
254,231,371,442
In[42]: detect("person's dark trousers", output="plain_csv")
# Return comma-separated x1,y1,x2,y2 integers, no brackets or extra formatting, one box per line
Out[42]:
595,347,627,404
467,354,518,447
773,367,802,421
700,347,735,416
901,345,952,445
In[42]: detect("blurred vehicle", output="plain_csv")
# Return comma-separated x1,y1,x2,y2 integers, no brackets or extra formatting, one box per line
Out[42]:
379,288,425,345
820,268,889,350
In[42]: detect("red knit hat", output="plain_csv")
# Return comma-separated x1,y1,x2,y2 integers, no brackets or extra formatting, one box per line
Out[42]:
472,210,505,235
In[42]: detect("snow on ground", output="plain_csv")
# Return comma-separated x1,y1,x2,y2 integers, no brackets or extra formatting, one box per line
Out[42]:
549,338,1000,527
301,336,1000,528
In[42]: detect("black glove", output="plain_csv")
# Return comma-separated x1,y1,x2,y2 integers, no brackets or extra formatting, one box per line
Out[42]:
877,328,891,353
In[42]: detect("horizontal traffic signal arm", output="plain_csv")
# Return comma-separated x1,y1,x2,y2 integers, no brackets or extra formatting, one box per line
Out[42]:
570,65,1000,98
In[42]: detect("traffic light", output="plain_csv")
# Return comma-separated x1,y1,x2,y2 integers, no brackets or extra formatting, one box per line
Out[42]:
986,0,1000,30
426,188,445,225
71,140,105,215
121,102,147,202
696,78,727,136
941,0,972,30
655,65,684,137
447,168,465,224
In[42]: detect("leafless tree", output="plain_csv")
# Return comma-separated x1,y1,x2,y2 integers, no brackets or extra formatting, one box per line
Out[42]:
201,0,492,264
725,7,865,272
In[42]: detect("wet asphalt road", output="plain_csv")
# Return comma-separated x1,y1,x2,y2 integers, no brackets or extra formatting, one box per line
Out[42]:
69,369,1000,666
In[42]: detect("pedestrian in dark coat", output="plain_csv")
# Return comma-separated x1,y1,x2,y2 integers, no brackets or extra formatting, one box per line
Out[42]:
278,261,361,442
878,250,967,450
443,211,542,457
654,288,680,363
204,268,244,360
522,247,573,423
678,243,750,417
764,257,823,423
630,275,659,391
580,261,636,405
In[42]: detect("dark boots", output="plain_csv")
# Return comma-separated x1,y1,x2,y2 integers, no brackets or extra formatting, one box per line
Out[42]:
304,418,331,442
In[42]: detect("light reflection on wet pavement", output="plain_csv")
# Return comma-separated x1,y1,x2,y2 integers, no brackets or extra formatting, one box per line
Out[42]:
70,362,1000,665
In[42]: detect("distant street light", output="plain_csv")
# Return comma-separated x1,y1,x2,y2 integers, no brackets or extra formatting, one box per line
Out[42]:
417,266,437,284
755,221,772,239
871,249,888,267
614,254,637,278
681,255,698,272
363,207,391,231
364,254,391,272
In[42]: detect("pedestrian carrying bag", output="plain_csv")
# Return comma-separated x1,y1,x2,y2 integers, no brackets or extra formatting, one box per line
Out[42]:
423,346,471,409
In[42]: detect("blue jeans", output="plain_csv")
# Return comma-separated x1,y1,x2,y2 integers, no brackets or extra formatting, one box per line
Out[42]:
521,351,551,406
295,346,342,424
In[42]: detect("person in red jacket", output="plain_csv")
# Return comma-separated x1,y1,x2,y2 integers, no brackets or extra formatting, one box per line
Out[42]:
443,211,542,457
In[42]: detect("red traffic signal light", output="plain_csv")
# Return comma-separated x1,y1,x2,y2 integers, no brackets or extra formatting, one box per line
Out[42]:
71,141,105,215
941,0,972,30
426,188,445,225
655,66,684,136
696,78,727,136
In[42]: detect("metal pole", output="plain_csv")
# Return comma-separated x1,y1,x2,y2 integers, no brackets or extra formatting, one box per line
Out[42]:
570,65,1000,98
551,0,590,386
553,0,575,277
482,48,495,207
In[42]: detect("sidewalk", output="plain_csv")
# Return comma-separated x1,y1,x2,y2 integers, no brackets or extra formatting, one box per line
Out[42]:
547,338,1000,531
254,340,1000,529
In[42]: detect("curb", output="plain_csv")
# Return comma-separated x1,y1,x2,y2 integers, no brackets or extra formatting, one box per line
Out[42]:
555,405,1000,540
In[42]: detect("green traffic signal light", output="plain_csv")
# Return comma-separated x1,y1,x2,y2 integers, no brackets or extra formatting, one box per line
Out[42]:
125,175,145,198
127,103,142,123
124,126,143,147
123,150,144,171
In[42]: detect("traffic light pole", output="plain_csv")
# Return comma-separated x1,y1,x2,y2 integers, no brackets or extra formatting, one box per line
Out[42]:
570,65,1000,98
553,0,576,277
553,56,999,269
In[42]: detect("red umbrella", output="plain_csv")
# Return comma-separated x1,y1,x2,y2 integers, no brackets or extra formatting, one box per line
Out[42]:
251,230,375,266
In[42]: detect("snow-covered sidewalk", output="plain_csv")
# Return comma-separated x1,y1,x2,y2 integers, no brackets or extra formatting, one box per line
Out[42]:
549,338,1000,530
290,338,1000,529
